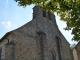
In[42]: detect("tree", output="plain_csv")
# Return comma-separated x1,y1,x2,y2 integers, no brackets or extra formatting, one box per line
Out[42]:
14,0,80,41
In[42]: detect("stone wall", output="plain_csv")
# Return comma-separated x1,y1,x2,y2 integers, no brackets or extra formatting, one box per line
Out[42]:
0,6,73,60
73,48,78,60
0,33,13,60
75,41,80,60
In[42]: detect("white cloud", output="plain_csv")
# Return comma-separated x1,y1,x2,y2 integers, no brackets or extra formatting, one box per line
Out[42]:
1,21,11,28
1,22,5,24
6,21,11,28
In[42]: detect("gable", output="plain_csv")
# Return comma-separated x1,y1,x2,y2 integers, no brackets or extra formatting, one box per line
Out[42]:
75,41,80,51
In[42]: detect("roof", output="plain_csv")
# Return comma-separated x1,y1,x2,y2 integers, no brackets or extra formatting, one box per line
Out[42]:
75,41,80,49
0,31,12,42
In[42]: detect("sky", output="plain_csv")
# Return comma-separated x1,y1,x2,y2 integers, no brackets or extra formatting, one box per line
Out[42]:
0,0,77,44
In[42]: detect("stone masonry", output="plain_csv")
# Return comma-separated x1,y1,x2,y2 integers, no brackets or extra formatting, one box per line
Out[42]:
73,41,80,60
0,6,73,60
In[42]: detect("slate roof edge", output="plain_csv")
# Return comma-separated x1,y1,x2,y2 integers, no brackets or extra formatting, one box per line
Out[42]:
0,31,12,42
75,41,80,49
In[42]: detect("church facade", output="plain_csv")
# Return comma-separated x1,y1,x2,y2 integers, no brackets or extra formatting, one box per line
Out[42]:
0,6,73,60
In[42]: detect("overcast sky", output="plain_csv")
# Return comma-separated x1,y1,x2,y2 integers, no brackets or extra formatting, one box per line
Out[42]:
0,0,77,44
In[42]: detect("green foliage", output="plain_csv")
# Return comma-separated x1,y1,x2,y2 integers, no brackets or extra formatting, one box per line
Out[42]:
14,0,80,41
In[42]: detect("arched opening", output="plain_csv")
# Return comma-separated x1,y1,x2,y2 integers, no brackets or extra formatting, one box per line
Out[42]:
43,11,46,18
49,50,56,60
48,12,51,20
56,36,62,60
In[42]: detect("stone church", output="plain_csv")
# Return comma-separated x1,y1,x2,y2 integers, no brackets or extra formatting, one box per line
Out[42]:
0,6,73,60
73,41,80,60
